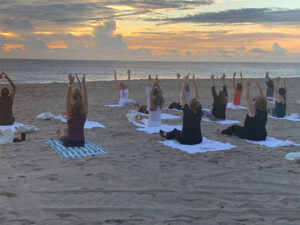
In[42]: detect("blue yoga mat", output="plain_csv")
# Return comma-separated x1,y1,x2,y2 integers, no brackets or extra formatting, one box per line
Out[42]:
46,139,109,158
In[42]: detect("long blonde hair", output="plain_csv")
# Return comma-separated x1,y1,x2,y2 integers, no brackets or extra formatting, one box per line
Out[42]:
72,88,84,115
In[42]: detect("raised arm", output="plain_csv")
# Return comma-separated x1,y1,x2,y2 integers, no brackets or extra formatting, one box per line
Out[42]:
82,74,88,117
176,73,182,92
66,73,75,120
210,74,215,88
192,75,199,100
256,81,264,98
181,78,186,107
114,70,120,90
283,77,286,90
222,73,227,95
76,73,83,95
274,77,280,100
147,75,151,86
126,69,131,88
232,72,237,92
3,73,16,99
244,80,255,117
240,72,243,84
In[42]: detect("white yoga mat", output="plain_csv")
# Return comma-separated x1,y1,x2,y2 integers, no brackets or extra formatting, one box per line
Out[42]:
202,109,241,125
160,137,236,154
286,152,300,161
137,111,180,120
37,113,105,129
268,114,300,122
247,136,300,148
227,102,247,110
104,104,123,108
0,122,24,131
132,121,182,134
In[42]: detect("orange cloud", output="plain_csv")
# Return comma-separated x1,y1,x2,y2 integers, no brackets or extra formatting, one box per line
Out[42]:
2,43,24,52
47,41,67,49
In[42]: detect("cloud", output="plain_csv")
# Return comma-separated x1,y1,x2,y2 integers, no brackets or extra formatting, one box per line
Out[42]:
148,8,300,25
249,43,288,56
1,19,33,32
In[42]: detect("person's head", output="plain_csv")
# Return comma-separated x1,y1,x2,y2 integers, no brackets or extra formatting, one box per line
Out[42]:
189,97,201,114
1,87,9,97
72,88,84,115
153,94,164,108
219,90,228,104
138,105,148,114
153,87,159,97
279,87,286,96
184,82,190,92
237,83,243,91
120,82,126,89
255,96,267,112
73,88,82,101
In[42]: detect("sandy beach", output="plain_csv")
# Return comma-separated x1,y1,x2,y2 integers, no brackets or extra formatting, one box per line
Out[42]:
1,78,300,225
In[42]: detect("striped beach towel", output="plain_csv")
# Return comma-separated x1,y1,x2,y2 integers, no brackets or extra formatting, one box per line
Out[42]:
46,139,109,158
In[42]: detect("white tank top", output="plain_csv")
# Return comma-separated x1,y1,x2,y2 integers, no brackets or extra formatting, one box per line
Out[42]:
119,89,132,105
146,107,161,127
180,90,191,106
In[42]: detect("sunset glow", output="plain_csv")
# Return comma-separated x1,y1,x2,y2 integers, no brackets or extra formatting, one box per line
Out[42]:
0,0,299,62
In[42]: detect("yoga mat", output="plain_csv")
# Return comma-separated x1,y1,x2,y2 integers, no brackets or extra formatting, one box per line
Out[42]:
227,102,247,110
160,137,236,154
46,139,109,158
246,136,300,148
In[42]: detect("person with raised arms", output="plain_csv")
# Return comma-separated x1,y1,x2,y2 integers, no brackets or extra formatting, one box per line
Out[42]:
202,73,228,121
135,75,164,127
269,77,287,118
221,80,268,141
114,69,135,106
168,73,191,110
160,75,203,145
0,72,16,125
56,73,88,147
232,72,243,106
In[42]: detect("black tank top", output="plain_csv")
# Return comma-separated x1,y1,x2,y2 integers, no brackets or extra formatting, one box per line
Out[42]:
244,110,267,140
0,96,14,125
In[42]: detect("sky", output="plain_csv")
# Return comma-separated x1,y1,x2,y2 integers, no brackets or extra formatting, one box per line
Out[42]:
0,0,300,62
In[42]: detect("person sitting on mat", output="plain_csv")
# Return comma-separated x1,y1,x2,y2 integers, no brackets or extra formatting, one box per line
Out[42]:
203,73,228,121
265,72,274,98
232,72,243,106
268,77,286,118
168,73,191,110
135,75,164,127
114,69,136,106
160,75,202,145
0,72,16,126
56,73,88,147
221,80,267,141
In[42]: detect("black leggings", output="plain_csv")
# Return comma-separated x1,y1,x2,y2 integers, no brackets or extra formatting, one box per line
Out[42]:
221,125,246,139
168,102,182,110
221,125,266,141
60,136,85,147
166,128,202,145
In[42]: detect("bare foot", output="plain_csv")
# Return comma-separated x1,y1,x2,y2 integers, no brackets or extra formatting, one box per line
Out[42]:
56,129,61,139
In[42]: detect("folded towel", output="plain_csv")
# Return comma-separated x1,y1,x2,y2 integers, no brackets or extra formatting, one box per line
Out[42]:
0,129,15,144
286,152,300,161
246,136,300,148
227,102,247,110
268,113,300,122
104,104,123,107
0,122,24,131
160,137,236,154
37,113,105,129
46,139,109,158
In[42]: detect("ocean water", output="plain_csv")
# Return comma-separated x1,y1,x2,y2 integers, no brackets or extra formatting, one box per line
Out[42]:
0,59,299,84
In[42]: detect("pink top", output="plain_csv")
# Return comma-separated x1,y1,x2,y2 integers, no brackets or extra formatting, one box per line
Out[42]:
233,90,242,106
